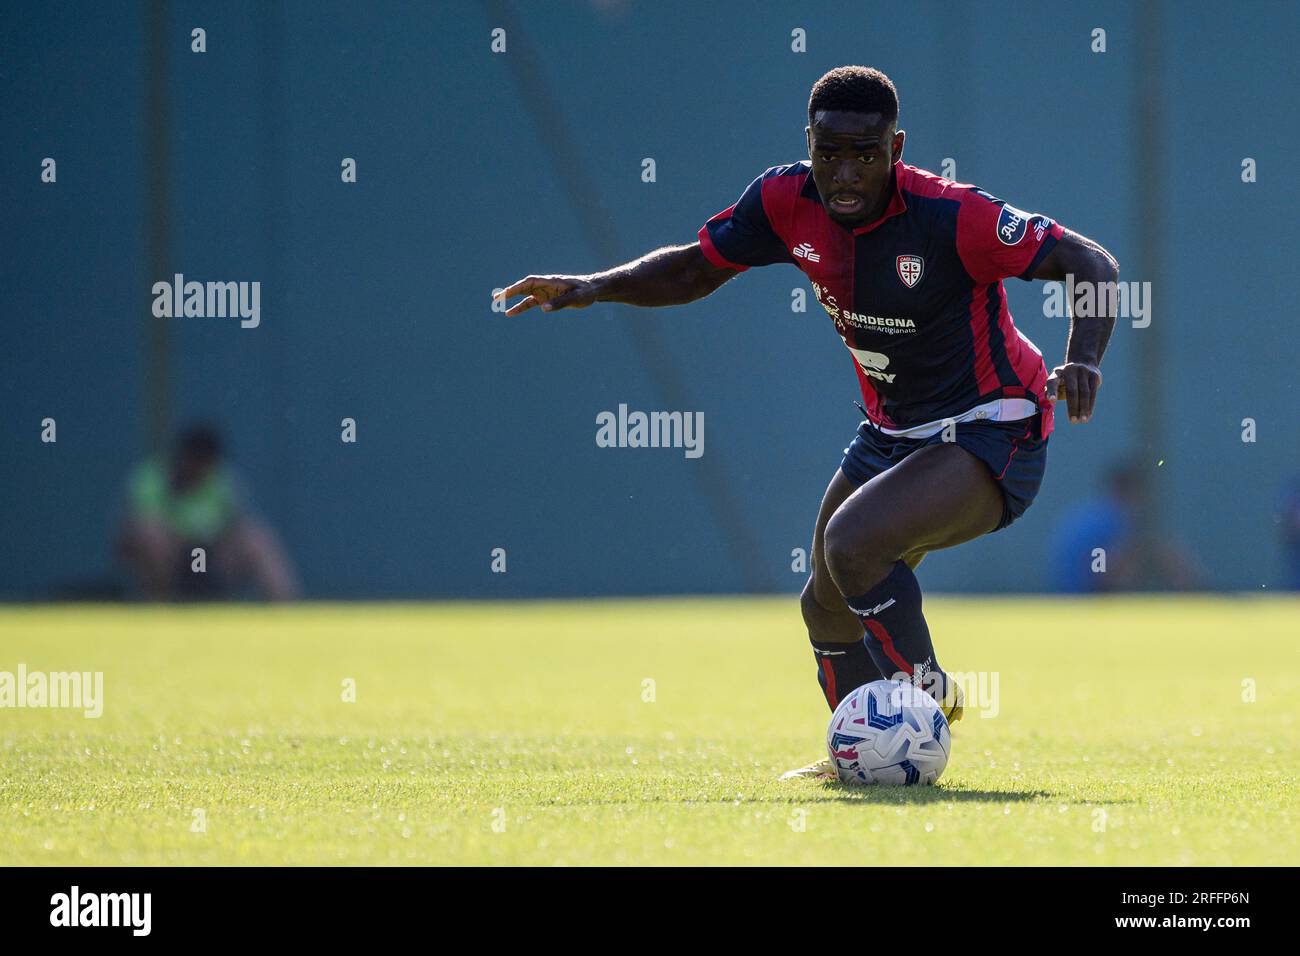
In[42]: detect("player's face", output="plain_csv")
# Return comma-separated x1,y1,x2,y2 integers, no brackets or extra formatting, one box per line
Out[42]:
806,110,904,225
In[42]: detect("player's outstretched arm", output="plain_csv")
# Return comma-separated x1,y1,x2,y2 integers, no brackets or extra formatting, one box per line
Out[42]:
1032,229,1120,425
498,242,737,317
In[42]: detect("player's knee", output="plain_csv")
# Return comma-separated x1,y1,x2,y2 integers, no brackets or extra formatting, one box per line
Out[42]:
823,510,900,592
800,575,862,644
800,576,830,627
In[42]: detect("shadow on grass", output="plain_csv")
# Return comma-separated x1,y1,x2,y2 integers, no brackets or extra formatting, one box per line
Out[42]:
808,784,1136,806
520,788,1136,808
814,785,1052,805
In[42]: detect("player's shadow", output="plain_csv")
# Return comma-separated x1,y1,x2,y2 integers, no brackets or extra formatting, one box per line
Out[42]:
816,784,1047,804
814,784,1135,806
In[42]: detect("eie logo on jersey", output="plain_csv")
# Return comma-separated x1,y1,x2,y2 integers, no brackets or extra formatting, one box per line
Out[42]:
792,242,821,262
896,255,924,288
996,205,1031,245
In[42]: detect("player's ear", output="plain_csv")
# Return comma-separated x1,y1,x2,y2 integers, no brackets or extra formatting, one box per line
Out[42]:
805,126,813,158
891,128,906,163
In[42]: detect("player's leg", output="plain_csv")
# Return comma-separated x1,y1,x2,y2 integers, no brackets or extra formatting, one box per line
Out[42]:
822,441,1004,709
801,468,926,710
783,460,943,780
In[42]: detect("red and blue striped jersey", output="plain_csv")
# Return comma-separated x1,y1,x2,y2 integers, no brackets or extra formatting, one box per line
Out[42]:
698,161,1063,437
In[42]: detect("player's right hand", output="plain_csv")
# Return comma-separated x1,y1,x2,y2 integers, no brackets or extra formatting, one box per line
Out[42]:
1045,361,1102,425
497,275,599,317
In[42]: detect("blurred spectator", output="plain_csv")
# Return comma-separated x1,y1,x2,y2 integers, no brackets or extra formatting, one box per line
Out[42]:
117,424,299,601
1051,462,1205,593
1278,476,1300,590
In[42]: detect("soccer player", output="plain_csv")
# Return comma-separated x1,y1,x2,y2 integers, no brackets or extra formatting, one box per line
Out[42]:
499,66,1118,777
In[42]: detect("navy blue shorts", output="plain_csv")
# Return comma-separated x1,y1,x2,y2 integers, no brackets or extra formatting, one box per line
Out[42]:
839,412,1049,531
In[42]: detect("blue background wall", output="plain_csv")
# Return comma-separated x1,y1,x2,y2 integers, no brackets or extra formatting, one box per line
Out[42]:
4,1,1298,597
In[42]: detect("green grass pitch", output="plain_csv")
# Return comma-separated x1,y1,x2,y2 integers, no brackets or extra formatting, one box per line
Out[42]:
1,597,1296,865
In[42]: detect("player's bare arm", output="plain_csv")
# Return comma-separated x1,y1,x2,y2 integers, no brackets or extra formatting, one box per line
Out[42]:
1033,229,1120,424
498,242,736,317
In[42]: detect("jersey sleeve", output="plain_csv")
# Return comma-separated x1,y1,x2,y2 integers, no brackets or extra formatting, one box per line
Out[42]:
697,170,795,272
955,187,1065,283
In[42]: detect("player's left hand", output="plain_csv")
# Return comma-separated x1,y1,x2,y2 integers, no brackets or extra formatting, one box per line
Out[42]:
1045,362,1102,424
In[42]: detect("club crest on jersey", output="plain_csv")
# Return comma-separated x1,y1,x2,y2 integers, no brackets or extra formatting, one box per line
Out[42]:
996,204,1031,245
896,255,924,288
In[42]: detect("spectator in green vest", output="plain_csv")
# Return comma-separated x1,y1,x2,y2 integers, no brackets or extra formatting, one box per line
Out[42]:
118,424,299,600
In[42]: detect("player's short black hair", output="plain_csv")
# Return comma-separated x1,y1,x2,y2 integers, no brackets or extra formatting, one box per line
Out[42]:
808,66,899,127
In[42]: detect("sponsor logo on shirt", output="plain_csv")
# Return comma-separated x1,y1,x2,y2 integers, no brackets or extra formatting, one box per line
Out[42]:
848,347,896,383
811,283,916,336
842,312,916,333
996,204,1031,245
792,241,821,262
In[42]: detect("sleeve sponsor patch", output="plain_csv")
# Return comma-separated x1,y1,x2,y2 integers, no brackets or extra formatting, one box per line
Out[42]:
996,204,1031,245
956,186,1062,283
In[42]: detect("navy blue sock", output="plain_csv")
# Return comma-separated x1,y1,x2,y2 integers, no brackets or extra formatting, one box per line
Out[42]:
844,560,951,704
810,637,884,711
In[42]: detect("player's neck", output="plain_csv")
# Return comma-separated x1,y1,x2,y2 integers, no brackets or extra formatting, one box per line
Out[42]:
860,166,898,224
